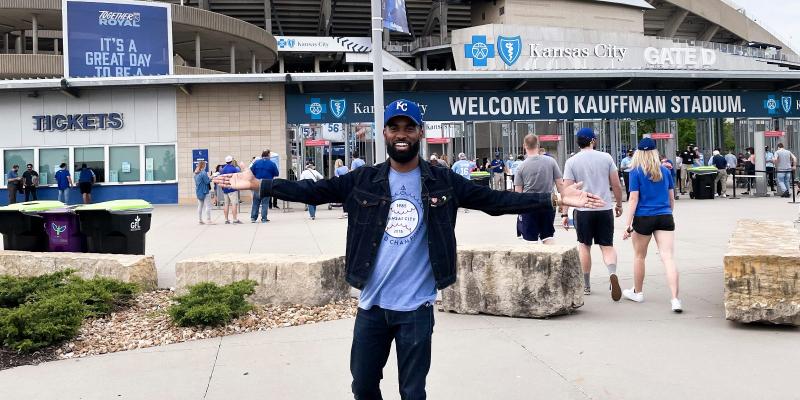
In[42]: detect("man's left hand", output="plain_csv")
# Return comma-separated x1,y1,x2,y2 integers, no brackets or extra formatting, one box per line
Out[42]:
560,182,606,209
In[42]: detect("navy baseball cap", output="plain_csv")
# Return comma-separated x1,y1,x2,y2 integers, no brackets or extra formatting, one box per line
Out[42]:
638,137,657,151
384,99,423,126
576,127,595,140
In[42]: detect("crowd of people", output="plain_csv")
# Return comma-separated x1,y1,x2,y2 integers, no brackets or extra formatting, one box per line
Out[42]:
194,150,370,224
5,162,97,205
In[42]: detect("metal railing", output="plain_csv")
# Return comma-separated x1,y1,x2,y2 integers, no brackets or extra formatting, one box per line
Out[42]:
387,35,452,54
655,36,800,65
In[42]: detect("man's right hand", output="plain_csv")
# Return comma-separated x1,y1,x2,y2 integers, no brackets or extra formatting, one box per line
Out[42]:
213,168,261,191
562,216,570,231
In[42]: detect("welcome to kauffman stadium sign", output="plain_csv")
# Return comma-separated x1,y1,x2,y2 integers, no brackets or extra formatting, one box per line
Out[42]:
286,91,798,123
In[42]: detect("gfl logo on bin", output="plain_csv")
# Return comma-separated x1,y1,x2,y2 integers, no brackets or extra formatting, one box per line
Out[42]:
130,216,141,232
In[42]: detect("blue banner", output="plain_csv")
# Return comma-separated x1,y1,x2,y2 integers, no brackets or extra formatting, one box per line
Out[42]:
383,0,410,34
286,91,800,123
64,0,172,78
192,149,209,173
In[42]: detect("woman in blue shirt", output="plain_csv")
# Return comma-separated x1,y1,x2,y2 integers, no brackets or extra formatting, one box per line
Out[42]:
621,138,682,313
194,161,213,224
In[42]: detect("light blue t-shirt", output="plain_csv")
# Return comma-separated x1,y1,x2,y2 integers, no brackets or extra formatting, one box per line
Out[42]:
359,167,437,311
351,158,365,170
451,159,475,180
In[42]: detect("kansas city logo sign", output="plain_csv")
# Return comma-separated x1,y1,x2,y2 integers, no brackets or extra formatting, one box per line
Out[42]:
497,36,522,66
330,99,347,119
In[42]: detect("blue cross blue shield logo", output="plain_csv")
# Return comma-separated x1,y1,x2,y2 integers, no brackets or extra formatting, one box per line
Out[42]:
464,35,495,67
497,36,522,66
304,98,326,120
330,99,347,119
782,96,792,114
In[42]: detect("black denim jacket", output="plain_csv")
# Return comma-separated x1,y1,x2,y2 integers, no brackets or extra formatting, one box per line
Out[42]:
260,158,552,290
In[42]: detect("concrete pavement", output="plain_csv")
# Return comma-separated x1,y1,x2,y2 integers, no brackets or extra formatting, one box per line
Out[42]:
1,195,799,399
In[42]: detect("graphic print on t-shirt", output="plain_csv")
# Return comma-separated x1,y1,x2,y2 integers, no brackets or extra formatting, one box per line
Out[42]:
385,185,422,243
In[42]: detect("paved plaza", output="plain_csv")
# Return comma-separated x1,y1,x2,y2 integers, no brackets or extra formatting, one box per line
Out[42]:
1,195,799,400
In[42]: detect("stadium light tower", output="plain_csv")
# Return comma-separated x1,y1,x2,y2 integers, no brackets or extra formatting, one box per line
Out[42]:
371,0,387,163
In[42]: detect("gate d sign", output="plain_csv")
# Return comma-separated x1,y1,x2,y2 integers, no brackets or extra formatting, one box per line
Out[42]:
644,47,716,68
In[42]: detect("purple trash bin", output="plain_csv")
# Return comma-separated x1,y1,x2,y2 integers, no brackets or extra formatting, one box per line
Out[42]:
40,209,85,252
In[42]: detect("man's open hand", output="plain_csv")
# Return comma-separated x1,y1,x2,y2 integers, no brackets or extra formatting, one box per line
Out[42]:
212,168,260,191
560,181,606,209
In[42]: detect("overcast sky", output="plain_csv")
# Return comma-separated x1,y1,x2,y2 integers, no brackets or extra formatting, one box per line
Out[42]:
727,0,800,52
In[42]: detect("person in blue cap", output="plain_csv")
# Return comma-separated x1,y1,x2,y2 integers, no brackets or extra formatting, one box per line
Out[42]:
214,99,605,399
621,137,682,313
561,127,624,300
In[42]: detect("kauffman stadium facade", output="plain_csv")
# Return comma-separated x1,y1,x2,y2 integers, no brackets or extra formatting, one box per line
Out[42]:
0,0,797,203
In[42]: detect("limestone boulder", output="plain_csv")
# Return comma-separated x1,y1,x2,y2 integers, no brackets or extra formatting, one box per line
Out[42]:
0,250,157,291
724,220,800,325
175,253,349,306
441,245,583,318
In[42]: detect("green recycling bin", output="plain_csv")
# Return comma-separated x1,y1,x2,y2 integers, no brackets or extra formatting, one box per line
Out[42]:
75,200,153,255
470,171,491,187
689,166,718,200
0,201,66,251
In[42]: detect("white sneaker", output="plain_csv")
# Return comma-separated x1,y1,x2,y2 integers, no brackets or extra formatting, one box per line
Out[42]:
671,298,683,313
622,288,644,302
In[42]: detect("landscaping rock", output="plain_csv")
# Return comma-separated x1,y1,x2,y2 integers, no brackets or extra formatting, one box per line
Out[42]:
724,220,800,325
175,253,349,306
441,245,583,318
0,250,157,291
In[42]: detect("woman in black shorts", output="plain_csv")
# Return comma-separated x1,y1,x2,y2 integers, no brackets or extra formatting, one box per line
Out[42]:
621,138,682,313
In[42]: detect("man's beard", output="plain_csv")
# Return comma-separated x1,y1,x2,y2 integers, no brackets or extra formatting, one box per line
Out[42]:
386,140,420,164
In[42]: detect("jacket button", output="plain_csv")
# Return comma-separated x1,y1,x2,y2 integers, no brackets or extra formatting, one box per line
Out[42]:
365,262,371,267
362,200,367,205
372,242,377,247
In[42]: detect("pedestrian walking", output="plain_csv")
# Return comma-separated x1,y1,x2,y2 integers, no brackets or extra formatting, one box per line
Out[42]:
6,164,20,205
725,149,737,180
561,127,624,300
299,162,324,220
194,161,213,224
54,163,73,204
451,153,476,180
674,151,683,194
21,164,39,201
514,134,564,244
77,163,96,204
212,165,226,206
711,150,728,197
489,152,505,190
774,143,797,197
221,156,242,224
622,138,682,313
214,99,604,400
620,150,633,201
250,150,280,222
743,147,756,194
680,144,695,194
765,146,776,192
351,151,366,170
335,159,350,218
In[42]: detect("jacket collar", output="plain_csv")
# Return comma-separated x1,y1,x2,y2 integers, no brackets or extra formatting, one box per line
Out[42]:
372,156,437,183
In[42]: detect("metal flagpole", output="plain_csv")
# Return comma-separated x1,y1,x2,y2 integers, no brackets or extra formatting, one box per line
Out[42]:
370,0,387,163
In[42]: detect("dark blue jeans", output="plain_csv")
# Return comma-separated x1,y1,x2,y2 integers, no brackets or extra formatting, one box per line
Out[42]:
250,190,270,221
351,304,434,400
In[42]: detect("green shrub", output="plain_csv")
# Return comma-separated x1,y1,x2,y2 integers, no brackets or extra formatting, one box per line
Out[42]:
0,293,85,353
0,271,140,353
0,270,74,308
169,280,257,327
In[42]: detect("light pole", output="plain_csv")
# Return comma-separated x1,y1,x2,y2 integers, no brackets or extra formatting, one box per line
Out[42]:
370,0,387,163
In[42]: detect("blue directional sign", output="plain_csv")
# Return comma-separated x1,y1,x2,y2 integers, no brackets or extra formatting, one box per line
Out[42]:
63,0,173,78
